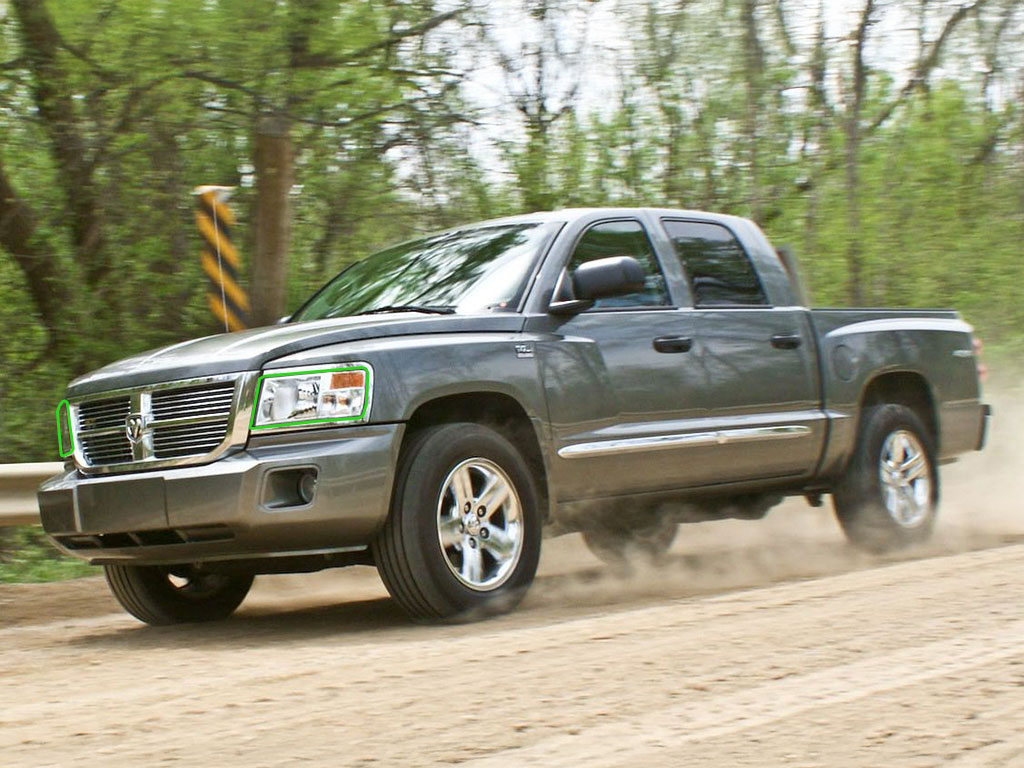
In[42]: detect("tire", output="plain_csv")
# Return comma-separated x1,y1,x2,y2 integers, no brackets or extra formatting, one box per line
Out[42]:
582,515,677,567
832,404,939,553
372,422,543,622
104,564,254,625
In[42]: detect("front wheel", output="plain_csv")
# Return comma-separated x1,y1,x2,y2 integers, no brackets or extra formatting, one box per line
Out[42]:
832,404,939,553
372,423,542,621
104,564,253,625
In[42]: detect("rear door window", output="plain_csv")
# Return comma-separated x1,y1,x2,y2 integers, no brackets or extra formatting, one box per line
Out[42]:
662,220,767,307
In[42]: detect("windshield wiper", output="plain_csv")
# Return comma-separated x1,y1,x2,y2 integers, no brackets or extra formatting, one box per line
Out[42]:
355,304,455,316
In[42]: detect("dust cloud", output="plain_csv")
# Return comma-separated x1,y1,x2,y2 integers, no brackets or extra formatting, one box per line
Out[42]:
524,382,1023,614
938,383,1024,544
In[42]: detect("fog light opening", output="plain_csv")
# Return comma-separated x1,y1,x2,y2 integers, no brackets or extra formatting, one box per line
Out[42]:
262,467,319,509
297,470,317,505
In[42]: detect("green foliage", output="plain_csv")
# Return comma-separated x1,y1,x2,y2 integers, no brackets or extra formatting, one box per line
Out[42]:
0,527,96,583
0,0,1021,473
0,0,457,462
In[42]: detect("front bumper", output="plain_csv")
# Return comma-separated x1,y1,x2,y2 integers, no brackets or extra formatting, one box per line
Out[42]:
37,424,404,565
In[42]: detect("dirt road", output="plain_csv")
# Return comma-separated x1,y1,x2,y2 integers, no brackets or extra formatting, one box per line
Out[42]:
2,399,1023,766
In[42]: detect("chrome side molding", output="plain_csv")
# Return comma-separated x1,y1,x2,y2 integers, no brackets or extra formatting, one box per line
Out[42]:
557,425,812,460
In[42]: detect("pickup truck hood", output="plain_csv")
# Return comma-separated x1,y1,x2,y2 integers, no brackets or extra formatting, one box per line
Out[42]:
68,313,525,397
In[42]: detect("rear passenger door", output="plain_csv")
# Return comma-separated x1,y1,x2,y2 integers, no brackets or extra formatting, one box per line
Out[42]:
661,218,824,481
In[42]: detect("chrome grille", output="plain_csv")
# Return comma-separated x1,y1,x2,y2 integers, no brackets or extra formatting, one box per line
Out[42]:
78,397,131,431
81,425,133,465
151,382,235,421
153,420,230,459
73,374,247,473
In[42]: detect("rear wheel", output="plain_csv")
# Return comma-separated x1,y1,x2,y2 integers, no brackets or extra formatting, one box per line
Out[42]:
832,404,938,553
372,423,542,621
104,564,253,625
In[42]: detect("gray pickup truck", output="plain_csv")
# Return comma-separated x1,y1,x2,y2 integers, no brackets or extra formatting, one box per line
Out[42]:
39,208,989,624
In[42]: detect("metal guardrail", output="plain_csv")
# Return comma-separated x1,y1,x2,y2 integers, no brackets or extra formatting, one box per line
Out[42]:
0,463,62,526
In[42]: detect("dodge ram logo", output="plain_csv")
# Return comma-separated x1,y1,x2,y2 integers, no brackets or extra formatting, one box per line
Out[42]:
125,414,146,445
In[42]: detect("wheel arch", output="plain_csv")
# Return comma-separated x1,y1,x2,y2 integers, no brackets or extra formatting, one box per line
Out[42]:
402,391,551,520
857,370,938,446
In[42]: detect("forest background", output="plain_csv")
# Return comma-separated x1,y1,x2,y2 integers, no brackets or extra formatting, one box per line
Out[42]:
1,0,1022,465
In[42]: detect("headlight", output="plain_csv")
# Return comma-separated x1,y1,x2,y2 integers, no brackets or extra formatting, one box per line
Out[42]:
251,364,372,430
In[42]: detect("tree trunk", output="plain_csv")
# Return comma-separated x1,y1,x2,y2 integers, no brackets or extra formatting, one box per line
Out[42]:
663,114,684,205
250,115,294,326
845,127,863,305
741,0,764,224
803,12,828,261
12,0,109,306
520,117,553,211
0,157,68,348
1019,74,1024,241
148,127,194,335
845,0,875,306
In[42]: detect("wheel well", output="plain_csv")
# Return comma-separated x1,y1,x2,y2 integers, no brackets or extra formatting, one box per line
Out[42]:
859,372,937,443
404,393,549,517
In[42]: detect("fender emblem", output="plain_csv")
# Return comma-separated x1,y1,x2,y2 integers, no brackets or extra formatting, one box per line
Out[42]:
514,343,534,359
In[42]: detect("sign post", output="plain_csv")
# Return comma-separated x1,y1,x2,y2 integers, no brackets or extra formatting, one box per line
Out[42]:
194,186,249,332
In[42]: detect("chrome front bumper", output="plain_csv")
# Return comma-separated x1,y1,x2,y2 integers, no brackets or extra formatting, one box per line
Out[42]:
37,424,404,565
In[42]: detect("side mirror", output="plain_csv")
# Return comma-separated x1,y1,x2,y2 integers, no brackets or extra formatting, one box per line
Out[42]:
548,256,646,315
573,256,646,300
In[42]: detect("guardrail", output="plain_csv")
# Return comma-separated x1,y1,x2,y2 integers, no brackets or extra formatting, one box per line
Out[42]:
0,463,62,527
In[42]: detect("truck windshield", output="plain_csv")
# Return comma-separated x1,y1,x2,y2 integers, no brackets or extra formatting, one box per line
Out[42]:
292,222,559,321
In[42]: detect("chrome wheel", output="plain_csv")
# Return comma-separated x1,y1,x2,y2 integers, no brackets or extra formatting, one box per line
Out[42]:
436,457,524,592
878,429,932,528
374,422,542,620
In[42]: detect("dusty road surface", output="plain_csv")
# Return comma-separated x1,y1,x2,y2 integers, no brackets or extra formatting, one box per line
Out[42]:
2,394,1023,767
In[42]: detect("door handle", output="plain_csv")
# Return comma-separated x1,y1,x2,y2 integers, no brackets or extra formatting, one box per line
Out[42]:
771,334,803,350
653,336,693,353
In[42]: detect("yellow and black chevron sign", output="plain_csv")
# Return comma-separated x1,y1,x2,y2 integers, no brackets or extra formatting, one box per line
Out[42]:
195,186,249,332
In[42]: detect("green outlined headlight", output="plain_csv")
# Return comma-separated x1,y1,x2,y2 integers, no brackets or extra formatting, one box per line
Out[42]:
250,365,372,430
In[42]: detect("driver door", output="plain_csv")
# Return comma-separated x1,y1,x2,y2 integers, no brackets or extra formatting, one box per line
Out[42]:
530,219,704,501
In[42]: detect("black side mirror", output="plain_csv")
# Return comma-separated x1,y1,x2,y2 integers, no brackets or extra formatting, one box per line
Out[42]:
549,256,646,315
573,256,645,300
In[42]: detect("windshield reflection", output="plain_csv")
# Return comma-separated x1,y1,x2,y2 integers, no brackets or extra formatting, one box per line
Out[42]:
293,222,559,321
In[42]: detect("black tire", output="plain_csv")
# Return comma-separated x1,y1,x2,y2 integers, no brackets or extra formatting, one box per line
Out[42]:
832,404,939,553
582,516,677,567
372,422,542,622
104,564,253,625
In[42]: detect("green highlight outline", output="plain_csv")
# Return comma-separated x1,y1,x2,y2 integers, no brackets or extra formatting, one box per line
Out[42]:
249,365,371,430
56,399,75,457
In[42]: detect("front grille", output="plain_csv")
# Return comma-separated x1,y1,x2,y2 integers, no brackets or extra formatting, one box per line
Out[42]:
73,374,244,472
151,382,235,421
79,397,131,430
153,420,230,458
150,381,236,459
81,427,133,465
